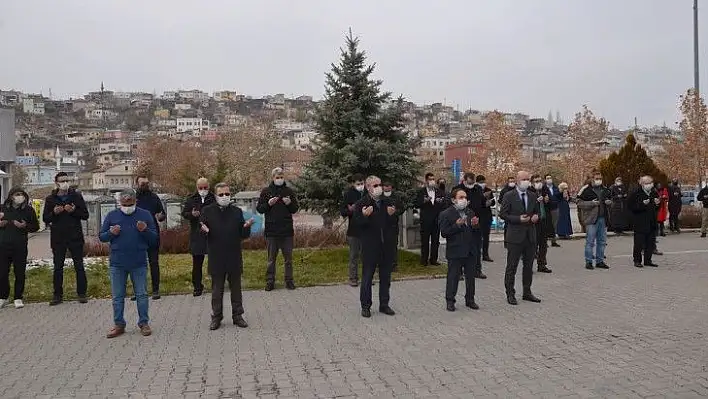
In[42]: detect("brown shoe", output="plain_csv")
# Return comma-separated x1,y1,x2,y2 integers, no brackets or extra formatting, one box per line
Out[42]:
106,325,125,339
139,324,152,336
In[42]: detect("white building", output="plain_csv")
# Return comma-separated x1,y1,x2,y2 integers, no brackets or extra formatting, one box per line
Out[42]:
92,162,136,191
175,103,192,111
293,131,319,150
85,108,118,121
92,142,132,155
176,118,209,133
178,90,209,101
22,98,45,115
157,119,177,128
162,91,177,101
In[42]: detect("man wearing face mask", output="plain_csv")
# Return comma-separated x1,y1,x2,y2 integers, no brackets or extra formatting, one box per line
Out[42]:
42,172,90,306
353,175,398,318
414,173,446,266
340,174,367,286
577,171,612,270
544,175,562,247
499,171,542,305
199,183,254,331
452,172,476,201
382,182,405,272
134,175,166,300
439,188,480,311
0,188,40,309
627,175,660,268
181,177,216,296
474,175,496,264
437,178,447,196
100,189,158,338
499,176,517,249
256,167,299,291
667,179,682,233
609,177,629,235
527,175,553,274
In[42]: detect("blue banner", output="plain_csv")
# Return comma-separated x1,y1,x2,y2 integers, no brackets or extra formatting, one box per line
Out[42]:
451,158,461,183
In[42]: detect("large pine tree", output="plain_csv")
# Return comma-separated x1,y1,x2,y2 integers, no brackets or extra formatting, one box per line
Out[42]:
599,133,668,190
296,31,423,217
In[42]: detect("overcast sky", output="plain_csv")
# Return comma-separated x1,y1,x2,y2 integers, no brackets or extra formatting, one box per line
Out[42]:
0,0,702,127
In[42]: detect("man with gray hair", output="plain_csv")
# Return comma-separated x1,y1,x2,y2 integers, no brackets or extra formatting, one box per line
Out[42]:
627,175,660,267
99,188,158,338
256,167,299,291
181,177,216,296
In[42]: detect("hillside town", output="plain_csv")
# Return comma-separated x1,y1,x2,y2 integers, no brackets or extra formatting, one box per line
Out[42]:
0,85,680,198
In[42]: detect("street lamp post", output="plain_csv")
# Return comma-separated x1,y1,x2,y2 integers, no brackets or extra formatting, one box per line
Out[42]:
694,0,700,93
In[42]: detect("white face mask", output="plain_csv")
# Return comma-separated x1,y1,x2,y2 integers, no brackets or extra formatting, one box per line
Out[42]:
13,195,25,205
273,178,285,186
427,180,436,188
58,182,70,190
478,182,486,189
518,180,530,191
454,199,468,210
355,184,365,192
198,189,208,197
594,180,603,187
534,182,543,190
372,186,383,198
615,181,622,186
216,196,231,207
546,179,553,185
508,182,516,188
464,182,474,189
383,191,392,197
120,205,136,215
643,183,654,192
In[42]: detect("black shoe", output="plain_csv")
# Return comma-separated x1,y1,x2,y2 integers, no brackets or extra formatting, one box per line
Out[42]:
379,306,396,316
130,296,137,301
634,262,644,268
193,288,203,297
675,229,681,234
551,242,561,248
430,262,441,266
702,233,706,238
585,262,594,270
265,281,275,291
49,297,63,306
209,319,221,331
507,295,518,305
538,266,552,273
420,261,429,266
644,262,659,267
475,272,487,279
285,281,296,290
522,293,541,303
348,279,359,287
361,308,371,318
653,250,663,256
233,315,248,328
595,262,610,269
446,303,455,312
152,292,161,300
465,301,479,310
78,295,88,304
482,256,494,262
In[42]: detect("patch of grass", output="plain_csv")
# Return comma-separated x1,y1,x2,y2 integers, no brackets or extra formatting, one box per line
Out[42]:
19,248,445,303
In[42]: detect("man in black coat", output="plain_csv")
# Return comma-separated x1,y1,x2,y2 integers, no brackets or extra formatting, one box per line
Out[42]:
474,175,496,264
628,175,660,267
544,174,562,247
499,176,517,248
609,177,629,235
527,174,553,273
383,181,406,271
353,175,399,318
439,188,480,312
500,171,542,305
668,178,683,233
135,175,166,299
180,177,216,296
0,188,40,309
42,172,90,306
340,173,366,286
256,167,299,291
199,182,254,331
414,172,446,266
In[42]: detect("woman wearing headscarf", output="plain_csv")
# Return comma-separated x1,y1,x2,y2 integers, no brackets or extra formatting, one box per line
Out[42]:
556,182,573,238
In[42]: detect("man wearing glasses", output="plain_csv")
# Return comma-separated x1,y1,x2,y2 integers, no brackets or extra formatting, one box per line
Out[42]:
199,183,254,331
181,177,216,296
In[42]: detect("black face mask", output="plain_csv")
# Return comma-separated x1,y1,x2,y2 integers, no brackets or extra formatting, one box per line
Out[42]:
139,184,150,192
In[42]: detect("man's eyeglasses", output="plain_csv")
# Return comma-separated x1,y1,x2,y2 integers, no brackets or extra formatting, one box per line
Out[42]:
216,193,231,197
372,184,381,188
197,186,209,190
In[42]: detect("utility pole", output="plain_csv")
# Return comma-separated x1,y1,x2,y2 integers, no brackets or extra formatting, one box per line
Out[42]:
695,0,700,94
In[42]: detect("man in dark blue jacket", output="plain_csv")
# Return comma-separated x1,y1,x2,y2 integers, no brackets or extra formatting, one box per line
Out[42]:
135,175,166,299
340,173,366,286
42,172,90,306
100,189,158,339
439,188,480,312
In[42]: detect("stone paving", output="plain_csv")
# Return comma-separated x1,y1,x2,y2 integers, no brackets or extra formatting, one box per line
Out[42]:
2,234,708,398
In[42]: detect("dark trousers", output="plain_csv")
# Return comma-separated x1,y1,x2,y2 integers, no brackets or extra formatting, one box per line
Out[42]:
633,231,656,264
480,220,491,258
470,231,483,274
192,254,206,290
503,224,508,248
505,240,535,296
446,256,475,303
536,224,549,267
52,241,87,298
0,245,28,300
211,270,244,320
147,241,160,293
420,224,440,264
669,211,680,231
360,249,393,310
266,236,294,283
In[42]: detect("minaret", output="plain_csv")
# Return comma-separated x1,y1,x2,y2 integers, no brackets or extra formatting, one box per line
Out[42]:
55,145,61,172
556,110,562,125
547,110,554,125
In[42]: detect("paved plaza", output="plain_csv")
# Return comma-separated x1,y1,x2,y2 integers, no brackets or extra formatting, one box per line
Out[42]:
1,234,708,398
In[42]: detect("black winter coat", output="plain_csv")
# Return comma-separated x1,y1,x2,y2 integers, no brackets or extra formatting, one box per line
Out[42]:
470,185,495,224
627,188,659,234
0,188,40,248
200,203,252,275
353,194,399,266
181,192,216,255
256,183,298,238
668,184,682,213
136,189,165,233
609,184,629,231
340,187,366,237
414,187,446,230
42,188,89,246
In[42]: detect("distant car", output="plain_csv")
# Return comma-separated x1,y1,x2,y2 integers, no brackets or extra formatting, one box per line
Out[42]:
681,190,698,206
